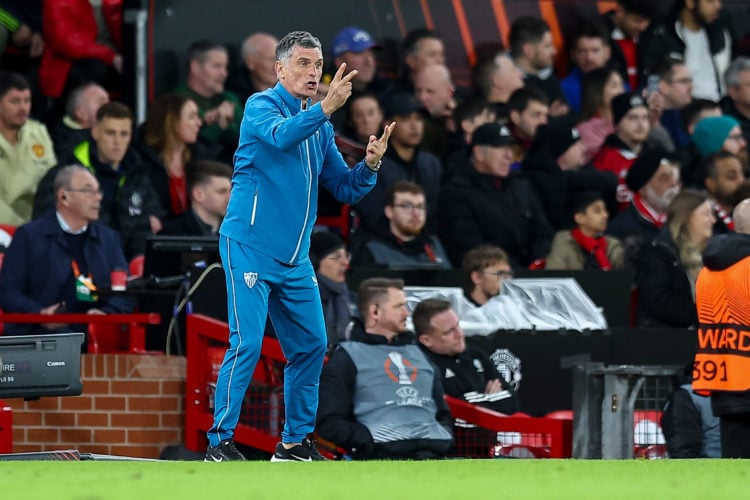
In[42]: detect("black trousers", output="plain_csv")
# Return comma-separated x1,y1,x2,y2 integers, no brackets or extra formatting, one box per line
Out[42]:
720,413,750,458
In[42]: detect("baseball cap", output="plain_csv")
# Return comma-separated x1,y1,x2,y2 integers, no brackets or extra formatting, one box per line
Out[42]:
331,27,378,58
471,123,515,148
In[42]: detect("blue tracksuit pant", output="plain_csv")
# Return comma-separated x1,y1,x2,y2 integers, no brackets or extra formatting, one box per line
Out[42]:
207,235,327,446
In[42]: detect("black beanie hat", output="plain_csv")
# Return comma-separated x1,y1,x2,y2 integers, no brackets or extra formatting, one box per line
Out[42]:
625,147,673,192
533,124,581,159
309,231,345,269
611,91,647,126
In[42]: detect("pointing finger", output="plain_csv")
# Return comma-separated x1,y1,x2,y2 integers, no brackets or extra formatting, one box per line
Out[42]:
339,68,359,85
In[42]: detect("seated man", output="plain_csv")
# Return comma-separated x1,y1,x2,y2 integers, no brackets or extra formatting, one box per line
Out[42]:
699,152,745,234
460,244,513,307
351,180,450,269
316,277,454,460
0,71,57,226
413,298,520,415
309,230,355,350
439,122,553,268
175,40,242,161
353,92,442,237
592,91,651,212
606,147,681,268
160,160,232,236
0,165,135,339
34,101,164,259
50,82,109,160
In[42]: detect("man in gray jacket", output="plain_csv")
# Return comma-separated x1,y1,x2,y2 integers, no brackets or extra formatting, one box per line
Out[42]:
316,277,454,459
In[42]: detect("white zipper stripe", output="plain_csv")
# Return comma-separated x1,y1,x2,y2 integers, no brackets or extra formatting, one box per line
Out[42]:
250,190,258,225
213,237,241,443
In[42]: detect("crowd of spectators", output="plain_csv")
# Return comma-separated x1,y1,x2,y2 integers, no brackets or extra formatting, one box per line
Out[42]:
0,0,749,336
0,0,750,458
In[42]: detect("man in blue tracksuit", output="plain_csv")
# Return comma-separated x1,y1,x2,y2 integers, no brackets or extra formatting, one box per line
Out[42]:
205,30,395,462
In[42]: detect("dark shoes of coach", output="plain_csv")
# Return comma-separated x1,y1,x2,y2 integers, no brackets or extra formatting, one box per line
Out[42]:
270,437,328,462
204,439,247,462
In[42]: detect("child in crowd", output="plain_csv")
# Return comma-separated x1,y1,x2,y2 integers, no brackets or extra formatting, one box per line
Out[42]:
546,191,624,270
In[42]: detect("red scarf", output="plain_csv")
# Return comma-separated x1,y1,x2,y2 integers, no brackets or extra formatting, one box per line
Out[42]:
711,200,734,232
632,193,666,228
571,228,611,271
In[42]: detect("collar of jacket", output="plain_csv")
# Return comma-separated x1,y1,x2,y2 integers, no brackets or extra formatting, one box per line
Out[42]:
272,82,312,114
39,208,102,242
463,167,516,191
73,140,139,177
348,317,416,345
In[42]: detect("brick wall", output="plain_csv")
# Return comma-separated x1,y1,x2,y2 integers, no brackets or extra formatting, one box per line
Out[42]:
4,354,186,459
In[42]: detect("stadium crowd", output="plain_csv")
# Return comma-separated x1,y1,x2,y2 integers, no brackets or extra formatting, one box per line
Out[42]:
0,0,750,459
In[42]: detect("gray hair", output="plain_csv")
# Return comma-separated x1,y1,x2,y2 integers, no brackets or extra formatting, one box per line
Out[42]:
53,165,92,193
65,83,98,118
725,57,750,88
276,31,321,64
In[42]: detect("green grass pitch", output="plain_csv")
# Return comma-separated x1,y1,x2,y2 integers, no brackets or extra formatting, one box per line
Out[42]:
0,459,746,499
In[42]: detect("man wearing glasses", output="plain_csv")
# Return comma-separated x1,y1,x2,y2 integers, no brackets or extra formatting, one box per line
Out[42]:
460,244,513,307
0,165,134,339
351,180,450,269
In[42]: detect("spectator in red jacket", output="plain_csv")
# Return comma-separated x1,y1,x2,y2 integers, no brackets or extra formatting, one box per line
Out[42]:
38,0,123,103
592,91,650,211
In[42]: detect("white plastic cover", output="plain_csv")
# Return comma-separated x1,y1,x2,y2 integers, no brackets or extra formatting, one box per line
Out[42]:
405,278,607,336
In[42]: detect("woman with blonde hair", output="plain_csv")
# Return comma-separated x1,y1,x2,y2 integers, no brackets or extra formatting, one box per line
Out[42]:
636,189,716,328
134,93,203,219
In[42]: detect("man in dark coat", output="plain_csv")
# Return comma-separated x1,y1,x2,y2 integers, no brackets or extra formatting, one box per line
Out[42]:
0,165,135,340
606,147,681,269
439,122,553,268
160,160,232,237
353,92,442,238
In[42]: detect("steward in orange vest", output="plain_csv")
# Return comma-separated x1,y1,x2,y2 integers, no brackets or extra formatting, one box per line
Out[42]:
693,220,750,458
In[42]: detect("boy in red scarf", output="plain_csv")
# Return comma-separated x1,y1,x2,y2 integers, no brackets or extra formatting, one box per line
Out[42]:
546,191,624,270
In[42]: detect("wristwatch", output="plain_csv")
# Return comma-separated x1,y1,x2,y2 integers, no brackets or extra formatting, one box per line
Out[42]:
367,160,382,173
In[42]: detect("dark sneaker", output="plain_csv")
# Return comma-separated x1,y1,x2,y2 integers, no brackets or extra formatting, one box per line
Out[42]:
204,439,247,462
270,437,328,462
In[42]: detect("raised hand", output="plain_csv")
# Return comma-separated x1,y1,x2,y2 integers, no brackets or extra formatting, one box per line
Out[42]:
320,63,358,116
365,121,396,169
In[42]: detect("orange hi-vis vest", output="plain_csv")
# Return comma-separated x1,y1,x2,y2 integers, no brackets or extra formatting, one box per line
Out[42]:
693,255,750,394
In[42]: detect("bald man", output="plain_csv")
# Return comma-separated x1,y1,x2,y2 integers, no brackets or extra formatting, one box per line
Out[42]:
414,63,456,119
226,32,279,104
413,63,456,161
693,198,750,458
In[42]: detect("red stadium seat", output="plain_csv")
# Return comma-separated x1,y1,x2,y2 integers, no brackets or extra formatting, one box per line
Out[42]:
87,322,130,354
528,258,546,270
545,410,574,421
316,204,351,244
0,224,14,249
129,255,145,278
